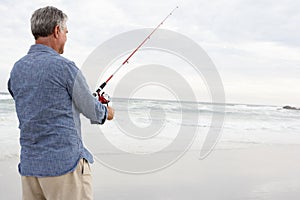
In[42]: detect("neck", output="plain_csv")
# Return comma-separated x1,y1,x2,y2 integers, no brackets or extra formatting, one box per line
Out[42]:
35,35,60,54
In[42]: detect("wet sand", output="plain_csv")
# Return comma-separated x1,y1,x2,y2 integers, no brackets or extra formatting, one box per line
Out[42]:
2,144,300,199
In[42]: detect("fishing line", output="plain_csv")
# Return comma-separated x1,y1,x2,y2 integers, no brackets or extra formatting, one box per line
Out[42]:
93,6,179,104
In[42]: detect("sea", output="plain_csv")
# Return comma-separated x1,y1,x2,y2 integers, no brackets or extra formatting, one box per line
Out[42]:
1,92,300,161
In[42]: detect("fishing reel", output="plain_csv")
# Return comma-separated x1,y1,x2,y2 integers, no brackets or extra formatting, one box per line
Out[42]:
93,90,111,105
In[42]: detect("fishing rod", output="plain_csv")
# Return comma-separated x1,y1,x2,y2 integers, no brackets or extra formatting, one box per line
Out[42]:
94,6,179,104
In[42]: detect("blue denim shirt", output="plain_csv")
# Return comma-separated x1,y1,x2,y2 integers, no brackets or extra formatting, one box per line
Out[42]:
8,44,107,177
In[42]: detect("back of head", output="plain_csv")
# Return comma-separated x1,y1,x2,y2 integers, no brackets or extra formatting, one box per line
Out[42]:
31,6,68,40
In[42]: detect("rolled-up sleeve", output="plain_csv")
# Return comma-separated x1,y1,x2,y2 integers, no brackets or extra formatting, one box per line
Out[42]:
65,62,107,124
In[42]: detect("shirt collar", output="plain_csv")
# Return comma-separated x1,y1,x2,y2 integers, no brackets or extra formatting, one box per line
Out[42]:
28,44,59,56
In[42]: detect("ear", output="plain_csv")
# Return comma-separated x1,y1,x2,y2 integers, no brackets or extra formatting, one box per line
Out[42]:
53,25,60,39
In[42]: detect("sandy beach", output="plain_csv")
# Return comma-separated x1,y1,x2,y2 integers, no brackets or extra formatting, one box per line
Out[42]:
1,1,300,199
1,144,300,199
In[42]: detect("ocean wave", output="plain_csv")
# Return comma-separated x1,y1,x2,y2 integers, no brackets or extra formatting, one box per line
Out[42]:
0,99,15,114
1,97,300,157
0,93,12,100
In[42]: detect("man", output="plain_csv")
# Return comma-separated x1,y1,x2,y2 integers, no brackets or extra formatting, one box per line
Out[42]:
8,6,114,200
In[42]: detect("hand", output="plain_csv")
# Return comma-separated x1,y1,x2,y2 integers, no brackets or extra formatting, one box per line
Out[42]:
106,106,114,120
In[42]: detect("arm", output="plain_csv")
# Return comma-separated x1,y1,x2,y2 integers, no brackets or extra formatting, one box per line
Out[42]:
66,63,112,124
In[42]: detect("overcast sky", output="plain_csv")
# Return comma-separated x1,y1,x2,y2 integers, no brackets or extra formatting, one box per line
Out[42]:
1,0,299,106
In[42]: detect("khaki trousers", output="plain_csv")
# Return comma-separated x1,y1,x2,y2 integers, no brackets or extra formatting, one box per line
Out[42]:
21,159,93,200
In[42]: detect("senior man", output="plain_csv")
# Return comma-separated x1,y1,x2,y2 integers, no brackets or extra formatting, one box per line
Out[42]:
8,6,114,200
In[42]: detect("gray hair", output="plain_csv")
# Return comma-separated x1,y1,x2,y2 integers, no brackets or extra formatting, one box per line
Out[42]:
31,6,68,40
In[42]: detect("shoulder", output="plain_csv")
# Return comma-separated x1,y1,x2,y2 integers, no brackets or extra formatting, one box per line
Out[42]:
48,55,80,78
55,55,78,70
